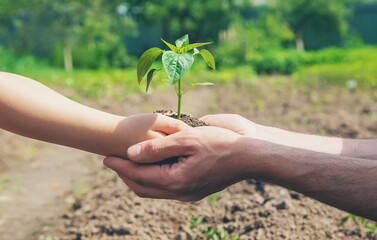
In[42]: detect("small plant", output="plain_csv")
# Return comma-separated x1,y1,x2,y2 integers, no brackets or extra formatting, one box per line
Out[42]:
137,34,216,119
39,235,59,240
188,216,204,229
73,184,89,198
208,192,221,206
199,226,239,240
339,214,377,239
185,216,239,240
0,178,13,193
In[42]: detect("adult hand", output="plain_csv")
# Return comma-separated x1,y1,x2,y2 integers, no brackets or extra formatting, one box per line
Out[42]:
104,126,257,201
200,114,263,136
201,114,283,144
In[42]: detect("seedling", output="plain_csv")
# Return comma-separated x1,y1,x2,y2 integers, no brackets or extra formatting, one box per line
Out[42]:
208,192,221,206
137,34,216,119
188,216,204,229
38,235,59,240
340,214,377,239
185,216,239,240
73,184,89,198
0,178,13,193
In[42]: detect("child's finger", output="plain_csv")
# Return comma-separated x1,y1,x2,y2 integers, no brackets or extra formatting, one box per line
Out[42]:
152,114,190,135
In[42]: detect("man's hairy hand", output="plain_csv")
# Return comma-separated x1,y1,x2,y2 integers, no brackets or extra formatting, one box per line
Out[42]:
104,126,254,201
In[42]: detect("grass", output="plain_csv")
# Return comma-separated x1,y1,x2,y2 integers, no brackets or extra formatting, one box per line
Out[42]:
19,67,143,99
293,61,377,88
186,216,239,240
208,192,221,205
38,235,59,240
73,184,90,198
10,64,256,100
0,178,13,193
3,45,375,101
4,46,375,101
340,214,377,239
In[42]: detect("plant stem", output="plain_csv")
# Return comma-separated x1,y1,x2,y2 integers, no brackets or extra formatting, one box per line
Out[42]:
177,78,182,119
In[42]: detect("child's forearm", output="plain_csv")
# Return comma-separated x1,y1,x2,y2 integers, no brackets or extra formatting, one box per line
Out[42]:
0,72,129,156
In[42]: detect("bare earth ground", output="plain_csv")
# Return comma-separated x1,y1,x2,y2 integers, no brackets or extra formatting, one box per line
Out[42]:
0,76,376,239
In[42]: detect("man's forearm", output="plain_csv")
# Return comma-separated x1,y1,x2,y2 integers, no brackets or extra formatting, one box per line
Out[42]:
261,126,377,160
342,139,377,160
242,137,377,220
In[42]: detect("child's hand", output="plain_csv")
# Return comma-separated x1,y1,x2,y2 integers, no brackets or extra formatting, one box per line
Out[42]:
110,113,189,157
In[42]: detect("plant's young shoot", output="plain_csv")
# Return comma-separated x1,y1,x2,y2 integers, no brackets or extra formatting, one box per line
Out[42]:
137,34,216,119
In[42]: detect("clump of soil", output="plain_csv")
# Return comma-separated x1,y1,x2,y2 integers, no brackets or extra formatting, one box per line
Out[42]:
6,78,373,239
56,80,376,239
155,110,207,127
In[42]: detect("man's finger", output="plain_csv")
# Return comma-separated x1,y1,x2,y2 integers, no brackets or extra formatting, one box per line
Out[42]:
117,174,179,200
103,156,179,189
127,134,190,164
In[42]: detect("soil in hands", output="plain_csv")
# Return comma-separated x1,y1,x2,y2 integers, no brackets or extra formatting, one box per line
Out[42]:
155,110,207,127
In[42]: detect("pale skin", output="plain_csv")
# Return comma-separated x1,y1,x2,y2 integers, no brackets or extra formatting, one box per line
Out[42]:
0,72,188,157
104,114,377,221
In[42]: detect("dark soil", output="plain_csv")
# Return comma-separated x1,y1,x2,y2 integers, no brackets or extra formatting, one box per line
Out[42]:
155,110,208,127
56,77,377,240
1,76,376,240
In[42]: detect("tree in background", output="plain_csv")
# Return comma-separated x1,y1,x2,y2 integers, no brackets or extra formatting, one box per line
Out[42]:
0,0,136,71
126,0,253,43
272,0,349,51
1,0,251,70
46,0,136,71
216,12,294,67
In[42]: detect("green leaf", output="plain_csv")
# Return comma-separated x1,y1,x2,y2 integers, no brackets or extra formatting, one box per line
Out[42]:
230,234,240,240
197,217,203,225
200,226,208,234
220,229,226,239
185,230,193,240
137,47,164,84
161,38,178,53
196,49,216,69
175,34,189,49
339,215,350,226
146,69,161,92
180,42,213,53
365,225,374,233
162,51,194,85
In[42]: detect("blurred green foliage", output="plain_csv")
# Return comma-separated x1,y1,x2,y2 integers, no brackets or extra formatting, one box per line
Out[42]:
0,45,257,99
249,47,377,74
271,0,349,51
293,61,377,88
126,0,252,42
215,14,294,67
0,0,251,71
0,0,137,71
1,0,377,92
